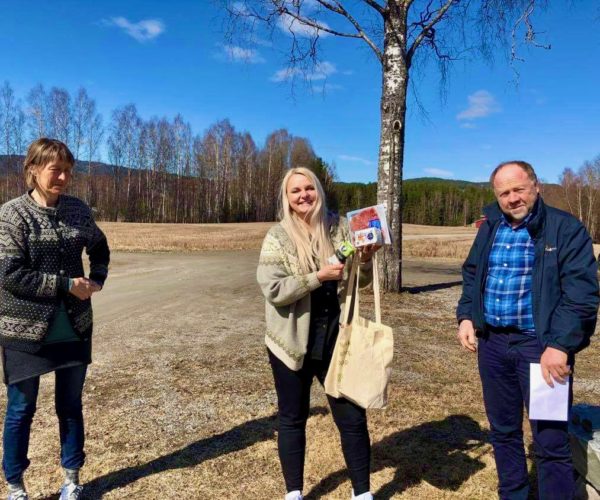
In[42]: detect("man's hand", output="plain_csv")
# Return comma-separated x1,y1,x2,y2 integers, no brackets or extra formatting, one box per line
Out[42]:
69,277,102,300
458,319,477,352
359,244,381,263
540,346,570,387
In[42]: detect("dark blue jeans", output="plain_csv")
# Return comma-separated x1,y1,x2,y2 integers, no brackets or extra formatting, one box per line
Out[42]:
478,330,574,500
2,364,87,484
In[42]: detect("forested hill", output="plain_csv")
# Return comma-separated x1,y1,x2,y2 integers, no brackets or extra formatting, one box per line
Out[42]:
333,178,495,226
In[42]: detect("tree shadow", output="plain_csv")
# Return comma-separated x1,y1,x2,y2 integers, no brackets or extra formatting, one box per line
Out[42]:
402,281,463,294
39,407,328,500
306,414,489,499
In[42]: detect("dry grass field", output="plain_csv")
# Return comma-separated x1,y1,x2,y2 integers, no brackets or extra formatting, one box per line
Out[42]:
98,221,274,252
98,221,600,260
1,222,598,499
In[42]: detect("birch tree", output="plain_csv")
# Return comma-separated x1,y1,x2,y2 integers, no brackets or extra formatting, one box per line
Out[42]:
47,87,72,147
71,88,96,162
223,0,552,291
0,82,17,159
27,84,47,141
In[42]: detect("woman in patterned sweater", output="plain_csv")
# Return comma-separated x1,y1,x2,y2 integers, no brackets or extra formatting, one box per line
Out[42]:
257,167,379,500
0,139,110,500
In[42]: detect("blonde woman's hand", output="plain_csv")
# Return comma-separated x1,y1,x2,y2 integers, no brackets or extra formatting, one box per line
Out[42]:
317,263,345,282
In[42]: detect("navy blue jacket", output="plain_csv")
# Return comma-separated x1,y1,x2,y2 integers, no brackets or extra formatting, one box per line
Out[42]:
457,197,599,354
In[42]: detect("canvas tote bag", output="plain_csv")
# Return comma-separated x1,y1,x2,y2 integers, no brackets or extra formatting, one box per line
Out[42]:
324,253,394,409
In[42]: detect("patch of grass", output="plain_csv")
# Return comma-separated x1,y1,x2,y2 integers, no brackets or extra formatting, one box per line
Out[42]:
404,239,473,260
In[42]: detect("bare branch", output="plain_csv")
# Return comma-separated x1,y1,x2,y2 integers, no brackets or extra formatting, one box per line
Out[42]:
322,0,384,63
406,0,456,65
511,0,550,60
360,0,387,16
510,0,551,83
275,4,362,39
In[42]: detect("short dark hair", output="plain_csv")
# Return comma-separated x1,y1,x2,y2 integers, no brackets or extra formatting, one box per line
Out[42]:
489,160,538,187
24,138,75,188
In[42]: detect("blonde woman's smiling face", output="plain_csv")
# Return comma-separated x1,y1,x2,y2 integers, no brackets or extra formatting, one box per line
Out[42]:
287,173,317,220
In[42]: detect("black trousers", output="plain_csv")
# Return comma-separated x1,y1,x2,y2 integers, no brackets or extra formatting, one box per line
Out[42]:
268,348,371,495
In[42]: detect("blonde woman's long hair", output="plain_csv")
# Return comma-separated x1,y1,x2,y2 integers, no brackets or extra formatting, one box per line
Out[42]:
278,167,335,274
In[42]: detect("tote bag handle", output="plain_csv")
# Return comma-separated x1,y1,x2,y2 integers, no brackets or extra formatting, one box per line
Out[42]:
344,252,383,325
341,255,359,326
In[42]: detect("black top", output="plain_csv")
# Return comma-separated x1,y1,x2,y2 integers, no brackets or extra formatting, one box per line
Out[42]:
307,280,341,361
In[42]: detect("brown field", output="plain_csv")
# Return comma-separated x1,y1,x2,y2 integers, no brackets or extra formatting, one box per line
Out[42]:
1,222,599,499
98,221,600,261
98,221,275,252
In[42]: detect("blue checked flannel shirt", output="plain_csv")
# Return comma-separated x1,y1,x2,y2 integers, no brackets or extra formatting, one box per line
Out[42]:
484,213,536,335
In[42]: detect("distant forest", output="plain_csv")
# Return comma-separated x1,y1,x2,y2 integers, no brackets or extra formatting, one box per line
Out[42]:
0,81,598,239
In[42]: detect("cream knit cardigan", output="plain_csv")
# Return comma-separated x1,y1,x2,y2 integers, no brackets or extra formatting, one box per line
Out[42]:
257,216,372,370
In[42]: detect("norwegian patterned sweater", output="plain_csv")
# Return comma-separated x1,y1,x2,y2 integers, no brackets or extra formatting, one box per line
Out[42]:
0,193,110,352
256,216,372,370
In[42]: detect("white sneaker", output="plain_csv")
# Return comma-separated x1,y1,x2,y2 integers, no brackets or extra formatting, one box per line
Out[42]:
351,492,373,500
7,490,28,500
285,490,303,500
59,482,83,500
7,483,28,500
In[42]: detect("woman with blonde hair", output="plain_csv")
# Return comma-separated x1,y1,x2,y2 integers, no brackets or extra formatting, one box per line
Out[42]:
257,167,379,500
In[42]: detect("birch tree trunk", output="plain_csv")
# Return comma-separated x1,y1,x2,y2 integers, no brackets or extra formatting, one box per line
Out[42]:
377,8,408,292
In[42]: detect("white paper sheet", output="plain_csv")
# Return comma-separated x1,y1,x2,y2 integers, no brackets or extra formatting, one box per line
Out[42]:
529,363,570,421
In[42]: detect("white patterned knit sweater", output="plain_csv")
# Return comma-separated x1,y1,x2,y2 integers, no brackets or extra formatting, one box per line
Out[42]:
256,216,371,370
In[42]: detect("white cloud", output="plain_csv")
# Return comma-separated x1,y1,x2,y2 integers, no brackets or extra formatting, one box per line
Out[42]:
270,61,337,82
104,17,165,42
277,12,330,38
456,90,501,121
339,155,374,166
460,122,477,129
220,45,265,64
270,67,300,82
424,168,454,178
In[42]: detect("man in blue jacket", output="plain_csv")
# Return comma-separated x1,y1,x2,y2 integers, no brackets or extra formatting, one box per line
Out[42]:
456,161,599,499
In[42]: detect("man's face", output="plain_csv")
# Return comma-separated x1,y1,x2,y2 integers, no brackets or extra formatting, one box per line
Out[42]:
493,164,539,225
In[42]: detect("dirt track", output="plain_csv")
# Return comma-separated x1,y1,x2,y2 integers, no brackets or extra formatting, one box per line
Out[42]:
95,251,464,326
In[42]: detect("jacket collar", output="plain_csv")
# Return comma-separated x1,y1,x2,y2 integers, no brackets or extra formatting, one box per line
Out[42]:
23,191,63,216
483,196,546,239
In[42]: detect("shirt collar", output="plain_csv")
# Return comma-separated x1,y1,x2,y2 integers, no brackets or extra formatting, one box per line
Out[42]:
500,202,537,231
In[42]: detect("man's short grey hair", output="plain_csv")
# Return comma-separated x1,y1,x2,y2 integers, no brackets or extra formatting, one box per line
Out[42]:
489,160,538,187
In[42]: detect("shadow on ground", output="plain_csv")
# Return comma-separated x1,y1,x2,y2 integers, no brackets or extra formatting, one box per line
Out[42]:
403,281,463,294
39,412,489,499
40,408,328,500
306,414,489,499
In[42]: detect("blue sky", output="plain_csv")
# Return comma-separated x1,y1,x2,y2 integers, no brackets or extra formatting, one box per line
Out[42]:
0,0,598,184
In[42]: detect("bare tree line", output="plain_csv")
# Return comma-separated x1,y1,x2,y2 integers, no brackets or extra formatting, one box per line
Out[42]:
0,81,332,223
560,155,600,242
2,80,599,243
